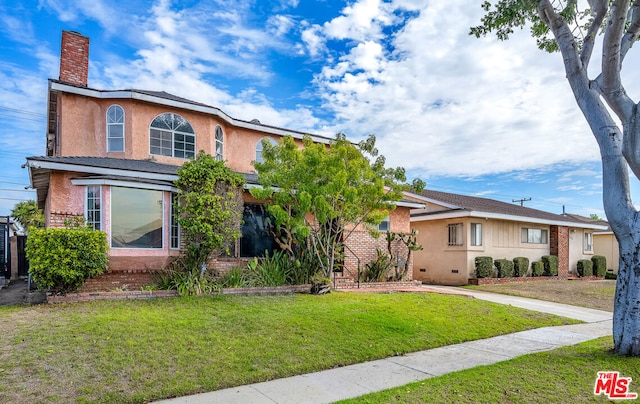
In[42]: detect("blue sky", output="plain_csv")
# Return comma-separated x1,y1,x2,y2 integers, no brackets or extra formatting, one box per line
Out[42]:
1,0,639,218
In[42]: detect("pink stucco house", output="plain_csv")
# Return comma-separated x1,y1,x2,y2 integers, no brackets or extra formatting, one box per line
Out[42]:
26,31,421,290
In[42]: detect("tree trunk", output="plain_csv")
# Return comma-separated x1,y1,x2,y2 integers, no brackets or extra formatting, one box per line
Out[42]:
614,237,640,355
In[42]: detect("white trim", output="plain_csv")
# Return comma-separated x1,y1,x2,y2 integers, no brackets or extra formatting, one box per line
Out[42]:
215,125,224,161
72,178,177,192
410,209,609,230
170,192,180,250
396,201,425,208
26,159,177,181
401,191,460,209
50,81,332,145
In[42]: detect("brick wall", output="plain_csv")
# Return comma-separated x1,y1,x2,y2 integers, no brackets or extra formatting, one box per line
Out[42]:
59,31,89,86
48,211,84,228
79,269,155,292
343,230,412,281
550,225,569,279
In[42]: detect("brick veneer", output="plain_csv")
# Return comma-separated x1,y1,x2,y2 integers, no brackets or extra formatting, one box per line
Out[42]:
60,31,89,86
49,211,84,228
550,225,569,279
343,230,412,281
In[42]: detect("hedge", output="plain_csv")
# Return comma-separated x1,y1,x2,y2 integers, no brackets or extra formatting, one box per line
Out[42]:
577,259,593,277
531,261,545,276
475,256,495,278
592,255,607,277
494,259,514,278
26,227,108,294
541,255,559,276
513,257,530,277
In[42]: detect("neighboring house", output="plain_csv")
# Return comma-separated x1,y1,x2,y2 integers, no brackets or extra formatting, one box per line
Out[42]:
0,217,19,280
563,213,619,274
25,31,419,289
406,190,608,285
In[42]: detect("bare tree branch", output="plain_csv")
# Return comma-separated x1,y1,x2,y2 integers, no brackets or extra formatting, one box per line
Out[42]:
580,0,608,68
621,0,640,61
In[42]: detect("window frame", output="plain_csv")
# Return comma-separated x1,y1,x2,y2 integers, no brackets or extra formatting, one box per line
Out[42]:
215,125,224,161
170,193,180,250
149,113,195,159
85,185,102,231
448,223,463,246
521,227,549,244
378,215,390,232
584,231,593,252
106,104,125,152
470,222,482,246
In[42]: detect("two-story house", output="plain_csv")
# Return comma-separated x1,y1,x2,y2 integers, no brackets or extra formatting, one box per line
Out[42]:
26,31,422,289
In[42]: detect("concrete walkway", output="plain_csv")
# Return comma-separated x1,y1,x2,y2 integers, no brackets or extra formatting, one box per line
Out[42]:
155,287,613,404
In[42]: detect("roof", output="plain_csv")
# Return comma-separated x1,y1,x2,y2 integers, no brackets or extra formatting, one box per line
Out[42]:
25,156,260,208
48,79,334,145
408,189,608,230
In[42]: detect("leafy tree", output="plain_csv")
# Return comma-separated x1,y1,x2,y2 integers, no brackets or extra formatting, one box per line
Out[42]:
251,134,423,278
589,213,603,221
472,1,640,355
174,151,244,272
11,200,44,232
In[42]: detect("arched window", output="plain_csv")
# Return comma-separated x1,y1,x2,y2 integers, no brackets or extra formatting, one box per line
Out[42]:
255,137,277,163
150,113,195,159
215,125,224,161
107,105,124,152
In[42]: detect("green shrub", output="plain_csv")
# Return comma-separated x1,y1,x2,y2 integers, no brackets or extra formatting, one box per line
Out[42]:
591,255,607,277
475,256,495,278
542,255,559,276
26,227,108,294
155,257,219,296
361,249,393,282
220,267,251,288
494,259,514,278
247,250,292,286
605,270,617,280
577,259,593,277
513,257,530,277
531,261,545,276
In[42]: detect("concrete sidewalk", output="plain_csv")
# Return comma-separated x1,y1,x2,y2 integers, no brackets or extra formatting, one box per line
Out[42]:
155,288,613,404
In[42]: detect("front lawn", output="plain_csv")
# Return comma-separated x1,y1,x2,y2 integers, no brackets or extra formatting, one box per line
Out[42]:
0,292,578,403
340,337,633,403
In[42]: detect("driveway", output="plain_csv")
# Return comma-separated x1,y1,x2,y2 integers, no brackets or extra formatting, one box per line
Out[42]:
0,279,46,306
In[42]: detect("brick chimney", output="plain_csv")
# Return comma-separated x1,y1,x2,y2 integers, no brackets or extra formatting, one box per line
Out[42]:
59,30,89,86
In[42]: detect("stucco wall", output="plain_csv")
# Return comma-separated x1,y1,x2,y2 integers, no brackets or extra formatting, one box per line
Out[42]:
567,227,595,274
55,92,304,174
594,232,619,272
411,218,553,285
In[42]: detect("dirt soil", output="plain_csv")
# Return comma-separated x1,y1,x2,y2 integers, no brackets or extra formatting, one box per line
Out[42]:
0,279,46,306
467,280,616,312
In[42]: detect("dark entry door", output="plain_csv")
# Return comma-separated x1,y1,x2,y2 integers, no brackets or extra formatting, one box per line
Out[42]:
17,236,28,277
0,223,9,278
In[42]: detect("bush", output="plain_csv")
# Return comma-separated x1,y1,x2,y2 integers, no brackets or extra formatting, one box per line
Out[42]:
542,255,559,276
361,249,393,282
26,227,108,294
531,261,545,276
156,257,219,296
605,270,617,280
475,256,495,278
247,250,293,287
592,255,607,277
220,267,251,288
577,259,593,277
513,257,530,277
494,259,515,278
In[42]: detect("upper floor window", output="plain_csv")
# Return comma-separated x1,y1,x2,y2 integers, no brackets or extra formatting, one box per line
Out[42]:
215,125,224,161
448,223,463,246
255,137,277,163
150,113,195,159
584,232,593,252
521,228,548,244
470,223,482,246
107,105,124,152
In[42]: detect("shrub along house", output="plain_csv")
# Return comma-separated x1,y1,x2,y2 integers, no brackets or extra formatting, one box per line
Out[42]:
407,190,608,285
25,31,421,290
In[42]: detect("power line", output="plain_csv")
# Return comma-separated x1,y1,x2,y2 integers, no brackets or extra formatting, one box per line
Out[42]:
0,181,29,186
0,106,46,117
0,188,35,193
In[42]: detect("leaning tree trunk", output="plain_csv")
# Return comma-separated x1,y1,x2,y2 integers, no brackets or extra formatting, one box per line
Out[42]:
614,236,640,355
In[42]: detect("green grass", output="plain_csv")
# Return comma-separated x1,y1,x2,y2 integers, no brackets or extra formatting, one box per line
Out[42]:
339,337,636,403
0,292,578,403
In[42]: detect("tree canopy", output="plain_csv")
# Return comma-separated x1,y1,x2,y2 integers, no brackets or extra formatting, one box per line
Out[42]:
251,134,424,278
11,200,44,232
